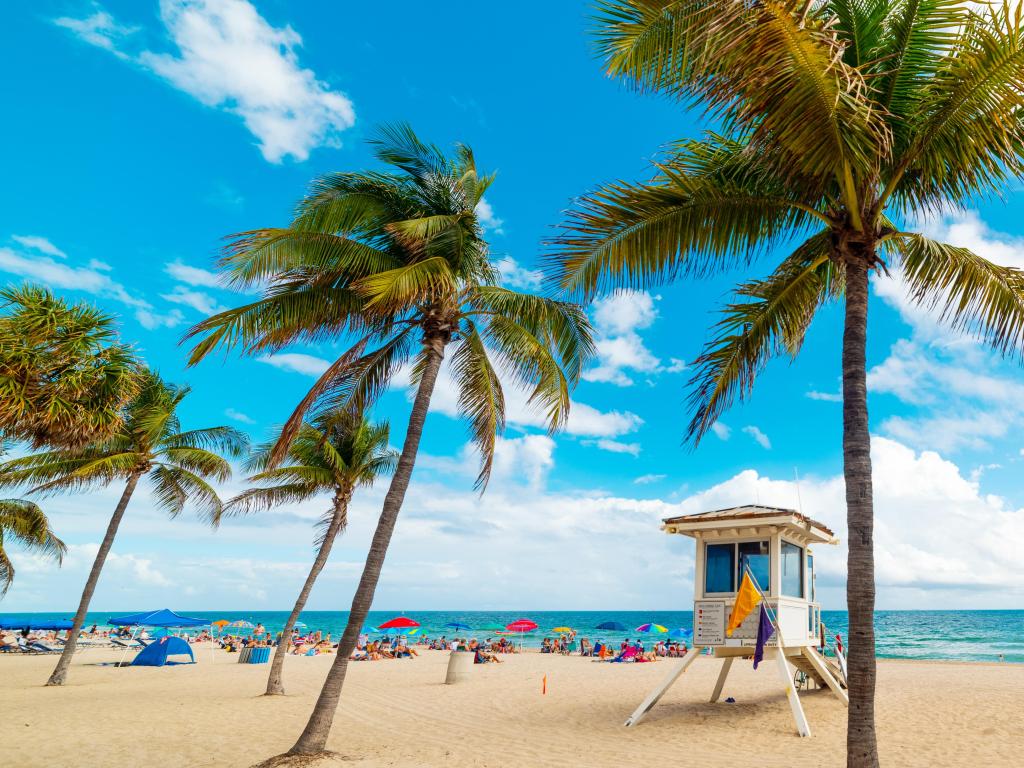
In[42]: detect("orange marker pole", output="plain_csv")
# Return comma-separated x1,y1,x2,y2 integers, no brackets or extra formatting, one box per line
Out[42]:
542,674,547,695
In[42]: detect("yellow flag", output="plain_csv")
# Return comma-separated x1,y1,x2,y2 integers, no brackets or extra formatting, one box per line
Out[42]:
726,572,761,636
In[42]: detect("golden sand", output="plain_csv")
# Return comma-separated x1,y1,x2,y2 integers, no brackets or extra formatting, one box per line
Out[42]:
2,645,1021,767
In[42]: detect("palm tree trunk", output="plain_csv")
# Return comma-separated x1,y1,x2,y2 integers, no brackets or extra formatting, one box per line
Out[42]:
842,258,879,768
46,471,142,686
264,489,351,696
286,338,445,756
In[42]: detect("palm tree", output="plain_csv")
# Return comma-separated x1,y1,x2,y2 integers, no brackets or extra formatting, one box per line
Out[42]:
0,499,66,596
221,412,397,696
185,124,593,759
0,284,139,448
547,3,1024,765
0,372,248,685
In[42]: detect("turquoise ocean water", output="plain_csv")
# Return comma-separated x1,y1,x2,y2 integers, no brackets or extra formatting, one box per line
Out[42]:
3,609,1022,662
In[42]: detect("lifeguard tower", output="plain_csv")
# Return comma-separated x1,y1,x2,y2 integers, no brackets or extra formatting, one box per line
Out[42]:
626,504,848,736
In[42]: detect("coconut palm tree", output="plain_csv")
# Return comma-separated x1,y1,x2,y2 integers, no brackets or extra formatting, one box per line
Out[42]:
0,284,139,448
0,498,66,596
547,3,1024,765
185,124,593,759
221,412,397,696
0,372,248,685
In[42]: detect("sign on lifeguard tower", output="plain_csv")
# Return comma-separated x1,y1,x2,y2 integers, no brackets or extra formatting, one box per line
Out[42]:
625,504,848,736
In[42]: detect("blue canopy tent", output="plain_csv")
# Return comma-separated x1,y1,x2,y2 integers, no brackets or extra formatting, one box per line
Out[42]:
108,609,207,628
108,609,208,666
0,618,74,631
131,636,194,667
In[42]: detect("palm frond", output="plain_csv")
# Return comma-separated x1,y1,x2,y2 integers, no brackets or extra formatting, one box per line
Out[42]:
0,498,66,593
686,230,842,443
149,464,223,522
450,323,506,489
892,233,1024,356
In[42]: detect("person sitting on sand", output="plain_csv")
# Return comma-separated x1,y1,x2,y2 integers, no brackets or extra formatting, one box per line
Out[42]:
474,646,501,664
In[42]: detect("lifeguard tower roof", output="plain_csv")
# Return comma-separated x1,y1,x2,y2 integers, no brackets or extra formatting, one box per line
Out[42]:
662,504,836,545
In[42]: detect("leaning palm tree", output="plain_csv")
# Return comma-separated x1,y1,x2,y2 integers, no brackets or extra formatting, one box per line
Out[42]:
0,284,139,448
547,3,1024,766
221,412,396,696
185,124,593,760
0,498,66,596
0,371,248,685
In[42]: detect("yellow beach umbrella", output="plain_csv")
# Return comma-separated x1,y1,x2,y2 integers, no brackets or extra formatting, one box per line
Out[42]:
552,626,574,633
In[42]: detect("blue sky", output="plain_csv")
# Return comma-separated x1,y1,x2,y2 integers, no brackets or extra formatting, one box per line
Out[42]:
3,1,1024,613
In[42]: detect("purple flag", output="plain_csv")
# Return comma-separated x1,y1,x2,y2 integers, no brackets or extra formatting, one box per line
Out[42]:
753,603,774,669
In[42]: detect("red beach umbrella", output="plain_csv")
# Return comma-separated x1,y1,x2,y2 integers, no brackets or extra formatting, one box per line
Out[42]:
505,619,538,632
378,616,420,629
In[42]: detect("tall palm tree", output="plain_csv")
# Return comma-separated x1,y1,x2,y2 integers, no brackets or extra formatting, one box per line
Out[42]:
221,412,397,696
186,124,593,759
0,284,139,448
547,3,1024,765
0,499,66,596
0,372,248,685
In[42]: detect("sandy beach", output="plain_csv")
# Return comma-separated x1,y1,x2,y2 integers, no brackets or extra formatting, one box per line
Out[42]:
3,646,1020,767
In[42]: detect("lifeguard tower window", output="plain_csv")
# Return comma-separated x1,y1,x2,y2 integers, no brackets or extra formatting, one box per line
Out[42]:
781,540,804,597
705,540,770,593
738,541,770,590
705,543,734,593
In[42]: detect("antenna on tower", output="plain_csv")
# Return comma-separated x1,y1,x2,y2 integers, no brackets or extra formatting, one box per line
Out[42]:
794,467,804,514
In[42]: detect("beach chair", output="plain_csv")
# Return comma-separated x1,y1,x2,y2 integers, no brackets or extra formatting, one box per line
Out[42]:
110,637,145,650
28,640,62,653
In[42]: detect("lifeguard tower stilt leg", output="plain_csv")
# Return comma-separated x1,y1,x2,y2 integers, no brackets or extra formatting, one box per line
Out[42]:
624,647,703,727
774,648,811,737
709,656,733,703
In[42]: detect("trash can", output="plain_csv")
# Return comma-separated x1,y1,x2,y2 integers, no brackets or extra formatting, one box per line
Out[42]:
248,646,271,664
237,646,252,664
444,649,473,684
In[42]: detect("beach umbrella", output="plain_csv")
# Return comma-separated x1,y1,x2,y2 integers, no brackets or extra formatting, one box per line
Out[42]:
0,618,75,631
480,623,506,633
552,626,574,633
211,619,230,632
378,616,420,629
227,620,255,629
595,621,627,631
635,623,668,634
506,619,538,651
444,622,472,632
669,627,692,639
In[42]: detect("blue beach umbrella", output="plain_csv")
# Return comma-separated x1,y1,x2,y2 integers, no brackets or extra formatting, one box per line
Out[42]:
595,621,627,631
669,628,693,639
444,622,472,632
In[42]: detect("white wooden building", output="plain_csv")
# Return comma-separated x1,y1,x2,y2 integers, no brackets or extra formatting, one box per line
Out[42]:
625,504,848,736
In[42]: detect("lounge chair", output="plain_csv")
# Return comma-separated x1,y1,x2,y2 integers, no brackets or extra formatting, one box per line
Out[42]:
609,646,639,663
110,637,146,650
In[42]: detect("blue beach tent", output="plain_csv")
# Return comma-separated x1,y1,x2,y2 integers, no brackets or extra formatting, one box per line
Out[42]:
108,609,207,628
131,636,195,667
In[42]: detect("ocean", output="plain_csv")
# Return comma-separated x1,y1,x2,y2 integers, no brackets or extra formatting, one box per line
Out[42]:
3,609,1022,663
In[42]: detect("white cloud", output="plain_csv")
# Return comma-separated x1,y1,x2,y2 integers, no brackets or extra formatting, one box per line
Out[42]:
135,307,185,330
160,285,228,315
88,258,113,271
666,358,688,373
495,256,542,290
806,390,842,402
57,1,356,163
868,339,1024,452
12,234,67,258
256,352,331,377
54,5,138,60
583,291,663,386
475,198,504,235
0,240,182,330
582,438,641,456
224,408,254,424
165,260,223,288
711,422,731,441
742,425,771,449
634,473,666,485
